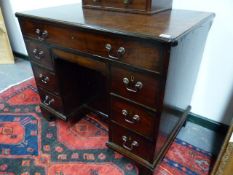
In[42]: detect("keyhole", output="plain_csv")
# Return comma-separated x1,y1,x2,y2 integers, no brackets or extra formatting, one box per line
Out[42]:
130,75,134,82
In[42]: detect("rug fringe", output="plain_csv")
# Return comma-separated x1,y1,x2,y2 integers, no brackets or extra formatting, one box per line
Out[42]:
0,76,33,93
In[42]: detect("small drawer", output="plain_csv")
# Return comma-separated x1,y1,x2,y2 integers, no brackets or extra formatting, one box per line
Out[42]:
25,40,53,70
31,64,59,94
20,20,49,41
111,95,158,139
100,36,162,72
111,66,161,108
83,0,147,11
38,88,64,113
19,18,162,72
110,122,154,163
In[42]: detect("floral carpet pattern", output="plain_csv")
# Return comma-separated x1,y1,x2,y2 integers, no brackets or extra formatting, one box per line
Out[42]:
0,79,213,175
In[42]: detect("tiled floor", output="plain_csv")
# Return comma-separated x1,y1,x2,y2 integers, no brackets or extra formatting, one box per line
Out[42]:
177,122,225,155
0,57,225,156
0,58,33,92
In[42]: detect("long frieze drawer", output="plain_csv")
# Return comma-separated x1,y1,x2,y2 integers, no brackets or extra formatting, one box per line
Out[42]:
18,18,162,72
38,88,64,113
83,0,147,11
31,64,59,94
111,95,159,139
25,40,53,70
111,66,162,108
110,122,154,163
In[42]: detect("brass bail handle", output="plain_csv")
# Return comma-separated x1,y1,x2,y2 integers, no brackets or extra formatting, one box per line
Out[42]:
123,77,143,93
105,43,125,60
35,28,48,41
43,95,54,106
122,136,139,151
122,109,140,124
39,74,50,84
33,48,44,59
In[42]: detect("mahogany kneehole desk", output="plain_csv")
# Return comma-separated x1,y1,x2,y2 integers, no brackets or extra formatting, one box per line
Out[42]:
16,4,214,175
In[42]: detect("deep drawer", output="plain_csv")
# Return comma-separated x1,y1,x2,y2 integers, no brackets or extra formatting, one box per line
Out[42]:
111,95,159,139
25,40,53,70
111,66,162,108
31,64,59,94
83,0,147,11
110,122,154,163
19,18,162,72
38,88,64,113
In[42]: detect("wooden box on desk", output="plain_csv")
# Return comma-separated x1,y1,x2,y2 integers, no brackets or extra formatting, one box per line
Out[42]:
82,0,173,14
0,8,14,64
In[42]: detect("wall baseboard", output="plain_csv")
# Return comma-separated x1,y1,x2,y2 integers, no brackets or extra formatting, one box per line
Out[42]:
170,105,229,135
13,51,29,60
187,112,229,135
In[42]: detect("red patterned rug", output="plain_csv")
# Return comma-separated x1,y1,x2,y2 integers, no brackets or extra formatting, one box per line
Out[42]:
0,78,213,175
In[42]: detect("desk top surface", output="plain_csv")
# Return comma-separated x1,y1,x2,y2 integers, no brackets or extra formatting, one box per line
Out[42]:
16,3,214,43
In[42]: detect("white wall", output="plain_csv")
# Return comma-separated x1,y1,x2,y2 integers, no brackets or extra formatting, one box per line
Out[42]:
1,0,233,124
173,0,233,124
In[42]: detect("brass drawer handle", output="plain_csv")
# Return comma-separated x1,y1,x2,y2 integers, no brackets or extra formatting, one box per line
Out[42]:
35,28,48,41
92,0,100,2
122,109,140,124
33,49,44,60
43,95,54,106
122,136,139,151
39,74,50,84
123,77,143,93
105,43,125,60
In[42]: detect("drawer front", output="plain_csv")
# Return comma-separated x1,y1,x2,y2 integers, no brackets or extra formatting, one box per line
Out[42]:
32,64,59,94
111,66,161,108
19,19,162,72
83,0,147,11
110,122,154,162
111,96,159,139
20,20,51,42
38,88,64,113
25,40,53,70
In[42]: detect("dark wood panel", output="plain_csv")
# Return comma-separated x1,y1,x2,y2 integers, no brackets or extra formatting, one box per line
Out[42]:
20,18,162,72
110,122,155,163
111,66,161,108
111,95,159,140
25,40,53,70
31,64,59,94
52,49,107,76
40,105,56,121
82,0,173,15
38,88,64,113
53,55,108,116
83,0,147,11
16,5,214,43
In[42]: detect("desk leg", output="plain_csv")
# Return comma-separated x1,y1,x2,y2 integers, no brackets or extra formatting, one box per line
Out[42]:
136,164,154,175
40,107,56,121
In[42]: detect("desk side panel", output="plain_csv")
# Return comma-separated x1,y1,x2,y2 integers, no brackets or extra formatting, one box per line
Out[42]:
163,20,213,109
